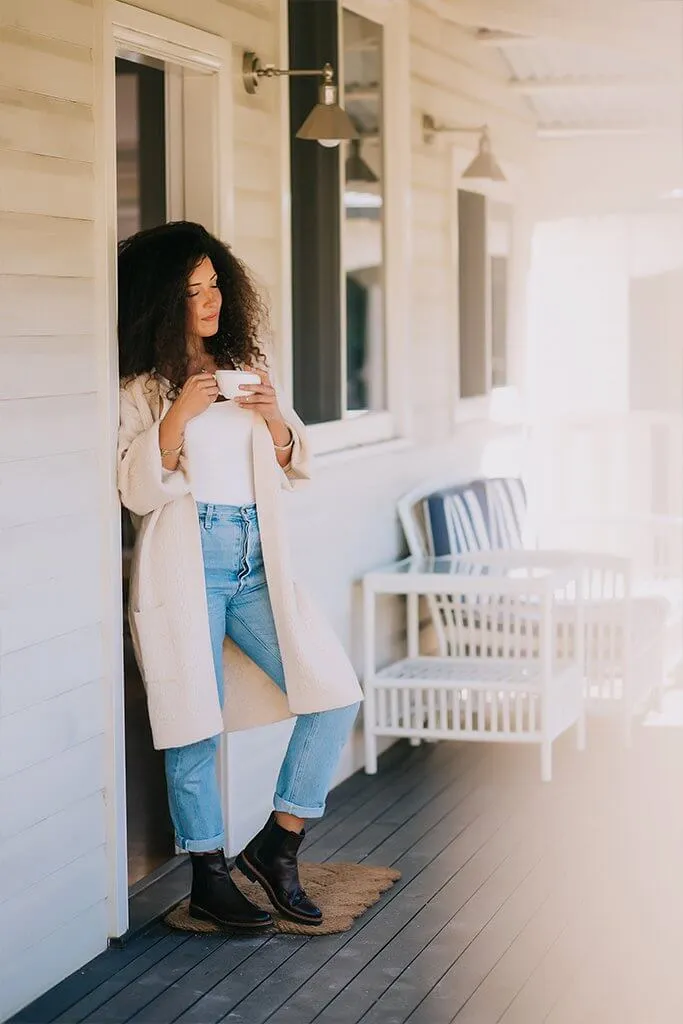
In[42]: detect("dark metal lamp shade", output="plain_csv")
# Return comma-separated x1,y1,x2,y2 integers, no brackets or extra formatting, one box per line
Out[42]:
462,129,506,182
296,82,358,147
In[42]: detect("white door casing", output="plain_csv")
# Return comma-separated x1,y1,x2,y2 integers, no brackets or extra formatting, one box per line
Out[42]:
95,0,233,937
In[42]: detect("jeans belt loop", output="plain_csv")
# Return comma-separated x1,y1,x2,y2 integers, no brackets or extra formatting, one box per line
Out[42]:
204,503,215,530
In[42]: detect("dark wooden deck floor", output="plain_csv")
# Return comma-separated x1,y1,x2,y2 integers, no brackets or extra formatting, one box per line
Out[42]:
13,704,683,1024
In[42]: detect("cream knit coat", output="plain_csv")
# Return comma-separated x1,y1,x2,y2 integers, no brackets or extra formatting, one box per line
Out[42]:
118,373,363,750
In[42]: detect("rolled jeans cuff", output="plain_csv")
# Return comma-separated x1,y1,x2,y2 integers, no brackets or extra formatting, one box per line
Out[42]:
175,830,225,853
274,794,326,819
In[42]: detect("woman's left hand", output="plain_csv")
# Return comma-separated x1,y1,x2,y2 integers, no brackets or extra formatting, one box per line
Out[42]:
234,367,284,426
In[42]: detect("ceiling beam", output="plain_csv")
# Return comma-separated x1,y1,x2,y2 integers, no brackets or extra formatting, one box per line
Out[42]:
424,0,683,66
510,76,683,95
536,124,653,139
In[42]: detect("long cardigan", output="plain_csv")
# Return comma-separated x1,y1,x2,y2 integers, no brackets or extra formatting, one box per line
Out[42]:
118,373,363,750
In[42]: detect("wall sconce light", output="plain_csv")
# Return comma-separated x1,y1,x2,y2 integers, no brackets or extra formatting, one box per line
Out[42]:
243,51,358,148
422,114,506,182
345,138,378,184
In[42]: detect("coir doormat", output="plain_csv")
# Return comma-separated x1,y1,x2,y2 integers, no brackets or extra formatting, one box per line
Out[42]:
165,860,401,936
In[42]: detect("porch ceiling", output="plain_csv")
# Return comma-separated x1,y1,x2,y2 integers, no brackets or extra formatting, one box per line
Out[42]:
493,34,680,138
422,0,682,139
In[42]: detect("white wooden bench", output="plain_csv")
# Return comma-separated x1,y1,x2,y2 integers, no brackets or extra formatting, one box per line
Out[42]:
397,476,682,740
362,552,585,782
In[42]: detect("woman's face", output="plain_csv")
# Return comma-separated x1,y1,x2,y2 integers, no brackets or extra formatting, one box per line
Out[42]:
186,256,222,340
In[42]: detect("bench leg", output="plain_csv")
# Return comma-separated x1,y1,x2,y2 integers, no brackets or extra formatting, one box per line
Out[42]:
364,726,378,774
410,737,422,747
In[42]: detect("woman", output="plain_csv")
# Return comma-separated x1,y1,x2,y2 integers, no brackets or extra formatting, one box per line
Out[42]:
117,221,362,931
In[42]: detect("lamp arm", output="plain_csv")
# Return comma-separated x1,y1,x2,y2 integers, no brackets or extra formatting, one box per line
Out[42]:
244,52,336,94
437,125,487,134
261,65,333,80
422,114,487,135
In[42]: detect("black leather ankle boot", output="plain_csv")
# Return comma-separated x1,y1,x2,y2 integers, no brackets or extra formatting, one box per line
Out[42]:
189,850,273,930
235,813,323,925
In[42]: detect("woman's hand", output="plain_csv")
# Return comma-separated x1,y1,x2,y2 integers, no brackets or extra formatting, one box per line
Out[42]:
158,372,218,470
235,367,293,462
172,372,219,426
234,367,284,426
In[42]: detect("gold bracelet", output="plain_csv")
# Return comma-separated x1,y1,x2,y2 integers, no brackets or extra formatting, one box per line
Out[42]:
160,441,184,458
272,429,294,451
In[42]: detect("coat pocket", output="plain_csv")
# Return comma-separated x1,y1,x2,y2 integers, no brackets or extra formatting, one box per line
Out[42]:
131,605,176,685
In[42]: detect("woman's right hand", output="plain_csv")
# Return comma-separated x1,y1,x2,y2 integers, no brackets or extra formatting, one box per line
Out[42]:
159,373,218,468
171,372,219,427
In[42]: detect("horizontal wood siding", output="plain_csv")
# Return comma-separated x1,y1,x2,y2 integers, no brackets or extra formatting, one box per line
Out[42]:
0,624,103,715
0,451,100,529
0,735,106,843
0,25,94,104
2,904,109,1024
0,2,107,1020
0,86,94,162
0,213,95,277
0,277,95,336
0,337,99,400
0,846,109,974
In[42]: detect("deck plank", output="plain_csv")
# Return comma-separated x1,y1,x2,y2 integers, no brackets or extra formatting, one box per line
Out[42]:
10,926,170,1024
221,766,499,1023
170,745,481,1024
11,719,683,1024
301,791,540,1024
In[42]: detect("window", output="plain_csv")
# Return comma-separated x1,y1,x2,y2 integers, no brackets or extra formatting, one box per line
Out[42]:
288,0,406,451
343,9,385,415
457,190,511,398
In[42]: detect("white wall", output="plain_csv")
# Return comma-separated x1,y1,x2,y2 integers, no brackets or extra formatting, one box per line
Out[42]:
527,202,683,418
527,217,632,418
0,1,111,1018
0,0,535,1016
531,131,683,222
525,197,683,527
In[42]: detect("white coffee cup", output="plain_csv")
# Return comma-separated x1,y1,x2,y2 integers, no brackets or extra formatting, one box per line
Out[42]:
214,369,261,400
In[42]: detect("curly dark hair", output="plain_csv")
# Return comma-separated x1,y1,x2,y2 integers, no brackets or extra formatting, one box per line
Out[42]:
117,221,268,389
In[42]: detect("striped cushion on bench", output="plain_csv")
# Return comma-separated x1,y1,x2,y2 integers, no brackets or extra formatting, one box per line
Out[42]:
424,478,527,557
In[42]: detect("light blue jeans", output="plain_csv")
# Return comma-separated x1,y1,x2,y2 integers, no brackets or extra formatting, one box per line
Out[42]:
164,502,360,853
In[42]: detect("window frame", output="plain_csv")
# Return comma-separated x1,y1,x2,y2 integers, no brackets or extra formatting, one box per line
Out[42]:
451,147,521,427
283,0,411,457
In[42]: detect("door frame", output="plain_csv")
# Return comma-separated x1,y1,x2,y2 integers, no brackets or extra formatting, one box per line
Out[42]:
95,0,234,938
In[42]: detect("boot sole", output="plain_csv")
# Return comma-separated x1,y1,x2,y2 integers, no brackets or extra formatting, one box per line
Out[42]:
235,853,323,926
189,902,273,931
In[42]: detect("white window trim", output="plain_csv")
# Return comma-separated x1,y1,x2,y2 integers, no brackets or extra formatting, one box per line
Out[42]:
280,0,411,457
96,1,233,938
450,146,527,428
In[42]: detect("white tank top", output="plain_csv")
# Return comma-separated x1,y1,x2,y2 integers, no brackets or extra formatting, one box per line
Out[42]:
183,400,255,506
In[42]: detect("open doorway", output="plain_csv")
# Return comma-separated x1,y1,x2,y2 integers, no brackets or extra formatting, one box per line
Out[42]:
116,55,174,887
113,35,230,886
